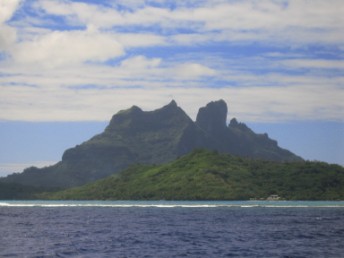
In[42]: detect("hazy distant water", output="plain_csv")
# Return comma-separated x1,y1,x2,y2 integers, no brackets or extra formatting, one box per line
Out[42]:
1,201,344,257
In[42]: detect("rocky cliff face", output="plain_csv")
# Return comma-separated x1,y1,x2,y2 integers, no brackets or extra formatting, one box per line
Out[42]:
2,100,303,188
196,100,228,134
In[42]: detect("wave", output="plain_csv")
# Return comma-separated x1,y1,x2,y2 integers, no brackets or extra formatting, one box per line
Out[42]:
1,201,344,208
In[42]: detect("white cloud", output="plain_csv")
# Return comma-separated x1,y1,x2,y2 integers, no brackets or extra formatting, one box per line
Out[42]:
1,46,342,122
0,0,21,24
0,0,21,52
174,63,216,79
226,84,344,122
39,0,128,30
11,30,124,68
120,55,161,69
0,77,342,122
0,25,16,51
30,0,344,49
0,0,343,124
280,59,344,70
115,33,166,48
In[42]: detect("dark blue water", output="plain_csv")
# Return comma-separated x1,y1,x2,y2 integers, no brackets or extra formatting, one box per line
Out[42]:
1,201,344,257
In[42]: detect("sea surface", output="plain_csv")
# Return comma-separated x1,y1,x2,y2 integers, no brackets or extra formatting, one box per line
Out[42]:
1,200,344,257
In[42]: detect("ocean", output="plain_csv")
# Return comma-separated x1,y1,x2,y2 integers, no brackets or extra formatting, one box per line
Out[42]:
1,201,344,257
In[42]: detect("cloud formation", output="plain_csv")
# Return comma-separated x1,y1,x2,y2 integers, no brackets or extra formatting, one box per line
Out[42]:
12,30,124,67
0,0,343,122
0,0,21,51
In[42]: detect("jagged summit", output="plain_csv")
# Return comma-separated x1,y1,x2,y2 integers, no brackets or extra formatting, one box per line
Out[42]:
118,105,143,115
106,105,143,129
167,99,178,107
196,99,228,133
230,118,239,126
2,100,303,188
105,99,190,135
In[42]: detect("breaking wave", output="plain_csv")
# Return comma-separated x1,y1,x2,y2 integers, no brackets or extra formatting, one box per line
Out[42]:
1,200,343,208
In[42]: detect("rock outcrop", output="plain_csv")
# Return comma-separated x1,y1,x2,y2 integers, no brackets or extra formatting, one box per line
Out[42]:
196,100,228,134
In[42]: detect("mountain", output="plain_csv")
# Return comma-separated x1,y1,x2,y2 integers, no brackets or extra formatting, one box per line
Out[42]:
196,100,298,160
44,149,344,201
1,100,302,189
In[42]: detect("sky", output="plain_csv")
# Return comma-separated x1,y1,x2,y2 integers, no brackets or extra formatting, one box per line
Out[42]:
0,0,343,177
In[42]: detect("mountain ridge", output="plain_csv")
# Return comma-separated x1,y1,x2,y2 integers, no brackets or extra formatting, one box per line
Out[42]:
1,100,303,189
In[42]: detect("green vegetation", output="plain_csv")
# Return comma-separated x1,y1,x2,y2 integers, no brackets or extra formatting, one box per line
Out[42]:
44,149,344,201
0,182,55,200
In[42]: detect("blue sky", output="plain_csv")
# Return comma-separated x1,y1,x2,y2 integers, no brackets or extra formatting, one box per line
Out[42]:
0,0,343,176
